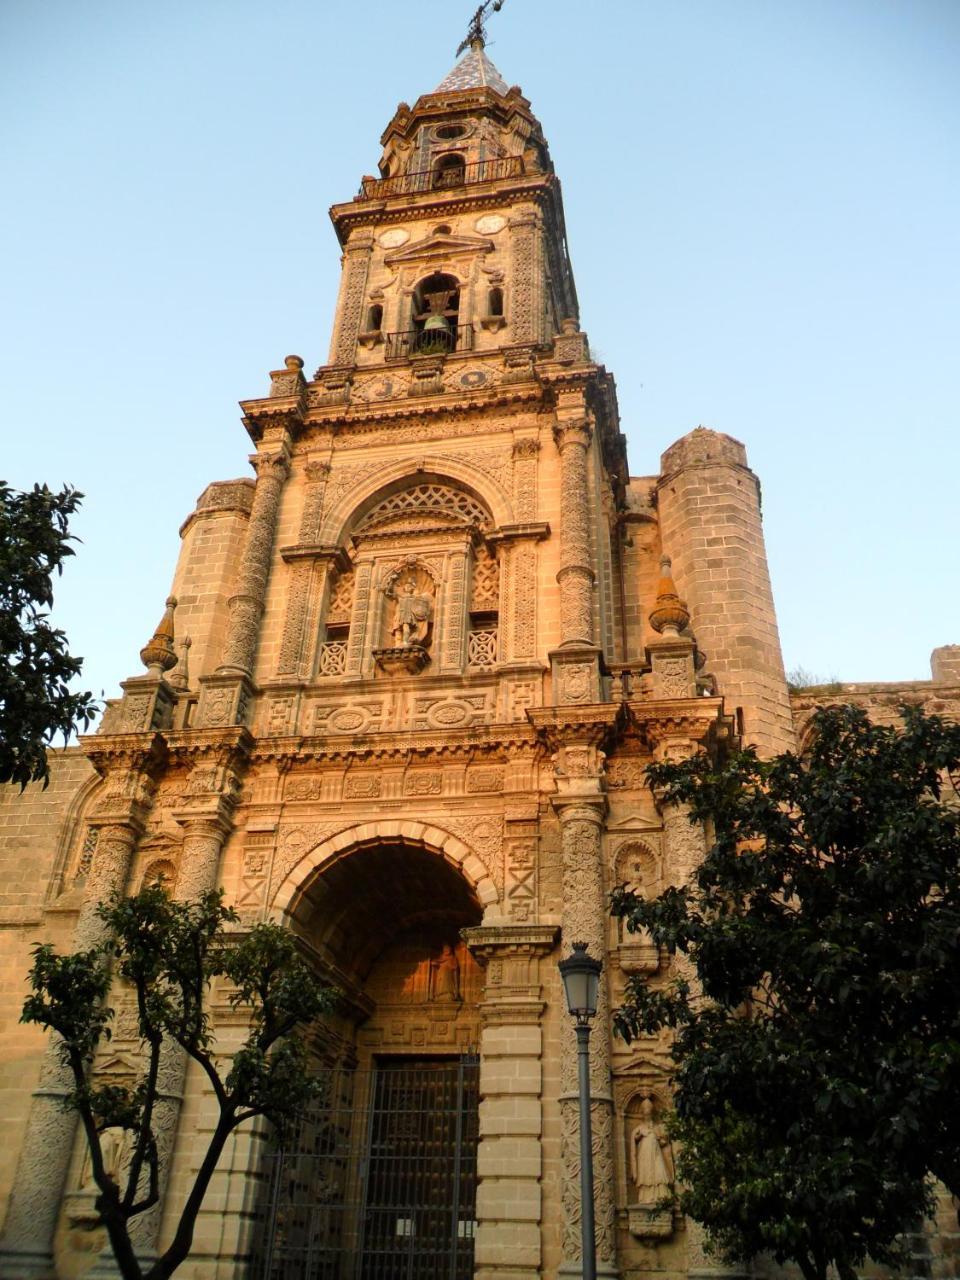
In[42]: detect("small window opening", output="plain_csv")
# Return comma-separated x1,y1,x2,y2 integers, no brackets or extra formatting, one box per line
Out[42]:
318,622,349,676
468,610,498,668
436,124,466,141
432,152,466,189
412,272,460,354
366,303,383,332
488,287,504,318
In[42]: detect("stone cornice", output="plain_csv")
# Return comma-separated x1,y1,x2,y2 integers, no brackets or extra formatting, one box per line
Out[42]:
240,396,305,444
163,725,254,766
302,379,544,431
329,174,558,247
488,521,550,544
527,702,625,752
278,543,352,568
625,697,734,750
250,723,541,765
462,922,559,960
80,731,168,778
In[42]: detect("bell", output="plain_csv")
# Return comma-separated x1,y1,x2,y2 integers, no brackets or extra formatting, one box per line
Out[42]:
424,313,451,334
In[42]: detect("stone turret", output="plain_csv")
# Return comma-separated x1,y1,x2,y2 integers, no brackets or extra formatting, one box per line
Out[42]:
657,426,794,754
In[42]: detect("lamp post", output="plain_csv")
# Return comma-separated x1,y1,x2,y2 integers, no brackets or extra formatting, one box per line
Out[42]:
559,940,603,1280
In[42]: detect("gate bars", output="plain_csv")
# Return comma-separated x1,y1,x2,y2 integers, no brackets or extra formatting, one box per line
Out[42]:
250,1055,480,1280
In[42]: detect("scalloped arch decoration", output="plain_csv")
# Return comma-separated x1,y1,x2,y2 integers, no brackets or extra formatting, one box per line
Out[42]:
319,455,514,547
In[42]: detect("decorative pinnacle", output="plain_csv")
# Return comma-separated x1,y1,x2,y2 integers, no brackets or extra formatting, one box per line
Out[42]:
168,635,192,691
139,596,179,676
457,0,506,56
649,556,691,636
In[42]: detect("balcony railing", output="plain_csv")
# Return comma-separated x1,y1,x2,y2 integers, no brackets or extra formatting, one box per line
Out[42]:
385,324,474,361
468,629,498,668
317,641,347,677
359,156,525,200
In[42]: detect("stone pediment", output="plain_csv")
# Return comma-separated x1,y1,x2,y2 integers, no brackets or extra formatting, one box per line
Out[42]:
606,813,664,835
384,231,493,267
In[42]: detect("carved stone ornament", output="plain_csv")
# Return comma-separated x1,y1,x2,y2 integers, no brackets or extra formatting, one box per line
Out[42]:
373,645,430,676
388,576,434,648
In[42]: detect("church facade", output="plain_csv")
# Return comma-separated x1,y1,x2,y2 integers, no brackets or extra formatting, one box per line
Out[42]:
1,37,958,1280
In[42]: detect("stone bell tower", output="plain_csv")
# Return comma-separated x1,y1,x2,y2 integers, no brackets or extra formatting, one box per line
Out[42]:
0,26,804,1280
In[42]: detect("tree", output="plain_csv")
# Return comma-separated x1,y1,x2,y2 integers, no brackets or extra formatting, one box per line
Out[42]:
612,704,960,1280
0,481,97,787
22,886,334,1280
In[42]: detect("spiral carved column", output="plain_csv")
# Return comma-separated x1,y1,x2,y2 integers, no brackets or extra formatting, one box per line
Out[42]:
218,447,290,676
0,819,143,1277
556,800,618,1279
554,419,595,648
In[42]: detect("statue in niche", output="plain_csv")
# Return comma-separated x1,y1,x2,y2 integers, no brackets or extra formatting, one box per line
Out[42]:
429,944,461,1002
79,1126,126,1191
629,1097,673,1205
387,572,433,649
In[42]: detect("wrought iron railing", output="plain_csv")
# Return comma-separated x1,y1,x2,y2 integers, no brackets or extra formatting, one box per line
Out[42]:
385,324,474,361
359,156,524,199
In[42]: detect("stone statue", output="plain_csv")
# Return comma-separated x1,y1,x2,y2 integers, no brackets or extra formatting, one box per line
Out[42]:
390,577,432,648
430,944,461,1001
79,1126,126,1191
629,1098,672,1205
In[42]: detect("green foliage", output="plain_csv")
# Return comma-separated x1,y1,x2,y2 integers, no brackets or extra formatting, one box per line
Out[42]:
21,886,334,1280
0,482,97,787
612,705,960,1280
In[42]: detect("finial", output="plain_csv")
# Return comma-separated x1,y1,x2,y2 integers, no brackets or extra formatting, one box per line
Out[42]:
284,354,304,372
457,0,506,56
649,557,691,637
168,635,192,691
140,596,179,676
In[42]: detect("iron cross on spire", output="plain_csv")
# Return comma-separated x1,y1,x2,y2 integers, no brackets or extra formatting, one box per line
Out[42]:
457,0,506,56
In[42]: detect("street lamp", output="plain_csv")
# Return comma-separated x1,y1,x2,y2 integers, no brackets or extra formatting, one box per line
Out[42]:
559,941,603,1280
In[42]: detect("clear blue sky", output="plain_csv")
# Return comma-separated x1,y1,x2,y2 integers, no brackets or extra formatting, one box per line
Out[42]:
2,0,958,709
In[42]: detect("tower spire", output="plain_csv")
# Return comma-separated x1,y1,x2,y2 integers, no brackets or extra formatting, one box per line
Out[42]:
456,0,506,56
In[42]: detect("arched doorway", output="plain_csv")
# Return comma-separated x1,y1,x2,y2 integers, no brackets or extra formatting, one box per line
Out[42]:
252,840,485,1280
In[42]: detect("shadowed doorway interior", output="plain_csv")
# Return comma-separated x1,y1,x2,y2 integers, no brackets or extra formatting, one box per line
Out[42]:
251,840,484,1280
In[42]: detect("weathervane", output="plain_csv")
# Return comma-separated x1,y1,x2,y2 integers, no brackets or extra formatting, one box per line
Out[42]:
457,0,506,56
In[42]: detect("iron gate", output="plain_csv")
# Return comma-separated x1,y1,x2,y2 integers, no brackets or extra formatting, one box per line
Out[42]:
252,1056,480,1280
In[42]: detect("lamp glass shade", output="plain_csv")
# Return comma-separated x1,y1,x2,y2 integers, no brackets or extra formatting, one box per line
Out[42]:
558,942,602,1019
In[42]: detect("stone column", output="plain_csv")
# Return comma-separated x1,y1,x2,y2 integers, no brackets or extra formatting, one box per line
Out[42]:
508,206,543,346
0,793,151,1278
344,559,375,678
330,230,374,367
512,436,540,523
218,446,290,677
115,812,234,1272
277,460,331,677
439,539,470,675
555,798,618,1280
554,417,595,648
463,924,558,1280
